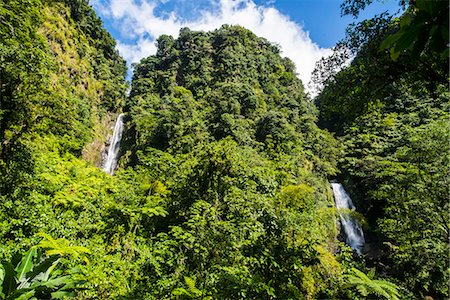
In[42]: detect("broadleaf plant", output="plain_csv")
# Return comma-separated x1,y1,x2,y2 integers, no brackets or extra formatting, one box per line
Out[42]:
0,246,86,299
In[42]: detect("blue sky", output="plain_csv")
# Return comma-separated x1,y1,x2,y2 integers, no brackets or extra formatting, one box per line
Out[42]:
266,0,401,47
91,0,401,87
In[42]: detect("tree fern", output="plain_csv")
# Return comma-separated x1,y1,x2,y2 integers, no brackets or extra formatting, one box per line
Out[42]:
37,233,90,263
343,268,400,300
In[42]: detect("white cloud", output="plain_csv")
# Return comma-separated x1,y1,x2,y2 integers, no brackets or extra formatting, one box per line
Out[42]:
116,39,157,65
94,0,332,90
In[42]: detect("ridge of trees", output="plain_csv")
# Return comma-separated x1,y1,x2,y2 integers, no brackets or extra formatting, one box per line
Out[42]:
313,0,449,297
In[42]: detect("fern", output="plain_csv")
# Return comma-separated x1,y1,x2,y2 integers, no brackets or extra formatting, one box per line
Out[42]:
37,232,91,263
172,276,202,298
343,268,400,300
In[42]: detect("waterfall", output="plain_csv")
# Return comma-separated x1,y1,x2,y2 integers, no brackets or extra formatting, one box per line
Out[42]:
331,182,365,254
103,113,124,175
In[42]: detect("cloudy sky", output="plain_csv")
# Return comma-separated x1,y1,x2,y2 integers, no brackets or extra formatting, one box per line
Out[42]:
91,0,399,89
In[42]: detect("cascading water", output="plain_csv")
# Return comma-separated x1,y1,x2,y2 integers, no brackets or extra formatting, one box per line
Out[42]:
331,182,365,254
103,113,124,175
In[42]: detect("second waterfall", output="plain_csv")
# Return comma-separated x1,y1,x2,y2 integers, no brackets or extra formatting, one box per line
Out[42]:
331,182,365,254
103,113,124,175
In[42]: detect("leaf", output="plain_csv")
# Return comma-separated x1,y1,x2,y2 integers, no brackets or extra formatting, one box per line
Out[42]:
51,290,76,299
28,256,59,282
356,284,368,296
37,233,90,260
14,290,35,300
399,14,411,28
0,266,4,284
40,275,73,289
0,267,4,299
16,247,37,283
1,261,16,297
66,268,82,275
389,47,401,61
344,268,400,300
380,33,401,50
183,276,202,297
172,287,190,297
184,276,196,291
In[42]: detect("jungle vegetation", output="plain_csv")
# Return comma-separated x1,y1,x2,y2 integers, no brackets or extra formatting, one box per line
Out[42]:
0,0,447,299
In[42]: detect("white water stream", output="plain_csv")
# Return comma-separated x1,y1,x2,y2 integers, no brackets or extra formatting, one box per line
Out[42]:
331,183,365,254
103,113,124,175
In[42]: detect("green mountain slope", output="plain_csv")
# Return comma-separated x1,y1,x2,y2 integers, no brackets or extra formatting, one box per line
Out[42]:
0,0,427,298
315,5,449,298
0,0,134,297
0,3,347,296
122,25,346,299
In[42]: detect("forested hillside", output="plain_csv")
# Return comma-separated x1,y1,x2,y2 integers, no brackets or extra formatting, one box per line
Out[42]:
315,0,449,298
0,0,133,297
0,0,448,299
121,25,349,299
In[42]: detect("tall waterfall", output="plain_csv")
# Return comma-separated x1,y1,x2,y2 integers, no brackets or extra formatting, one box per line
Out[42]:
331,183,365,254
103,113,124,175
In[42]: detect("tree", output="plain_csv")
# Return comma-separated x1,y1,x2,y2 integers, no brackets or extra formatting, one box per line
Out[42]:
312,0,449,297
340,0,449,60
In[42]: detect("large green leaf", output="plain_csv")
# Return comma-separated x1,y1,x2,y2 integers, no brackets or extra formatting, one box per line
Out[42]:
1,261,16,297
51,291,76,299
15,248,37,283
0,266,4,298
11,289,35,300
39,275,71,289
27,256,59,282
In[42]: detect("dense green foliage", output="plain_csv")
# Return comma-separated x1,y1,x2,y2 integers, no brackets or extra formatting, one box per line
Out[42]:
0,0,126,156
0,236,88,300
122,25,355,299
0,2,354,297
0,0,130,298
315,1,449,298
341,0,449,59
342,268,400,300
1,0,447,298
127,26,337,173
